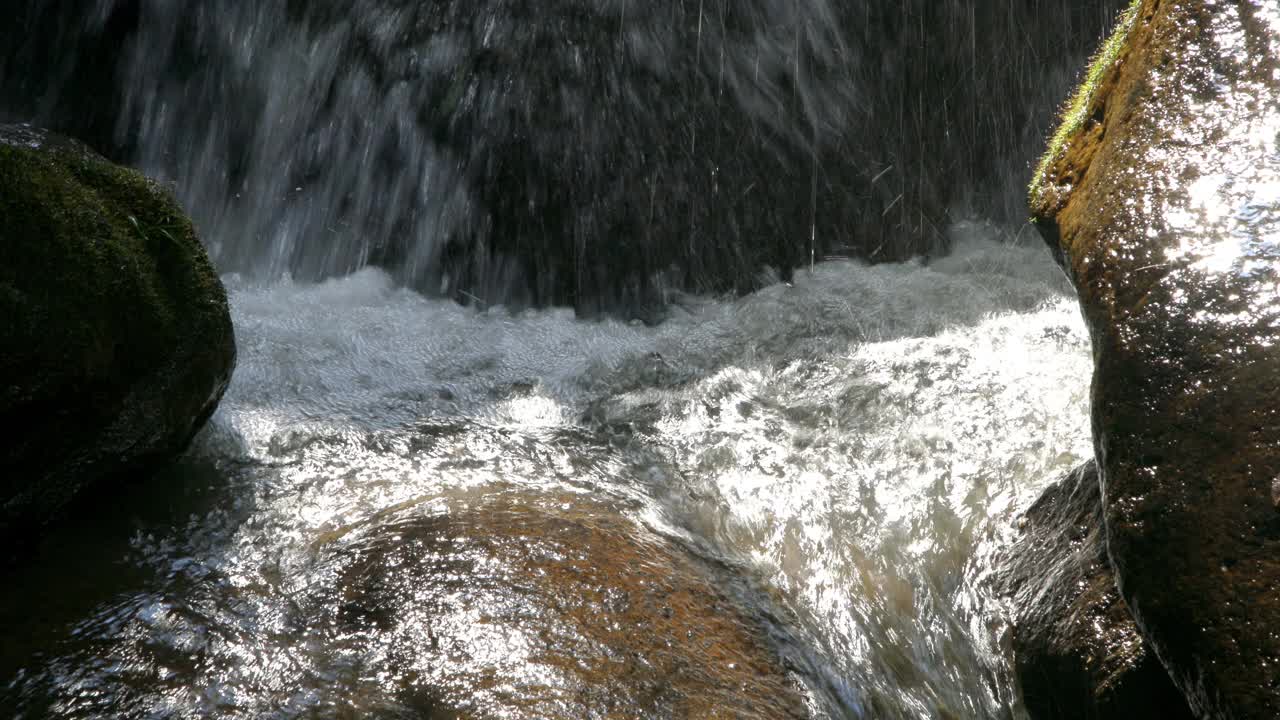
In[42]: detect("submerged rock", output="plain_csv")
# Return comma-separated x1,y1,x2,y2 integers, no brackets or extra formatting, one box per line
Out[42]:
1000,462,1193,720
0,125,235,555
1032,1,1280,716
314,489,811,718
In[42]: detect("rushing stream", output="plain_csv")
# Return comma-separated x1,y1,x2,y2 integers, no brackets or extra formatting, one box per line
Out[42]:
1,223,1092,718
0,0,1122,716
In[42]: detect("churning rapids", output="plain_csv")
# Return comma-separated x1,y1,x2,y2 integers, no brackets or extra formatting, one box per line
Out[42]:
0,222,1092,718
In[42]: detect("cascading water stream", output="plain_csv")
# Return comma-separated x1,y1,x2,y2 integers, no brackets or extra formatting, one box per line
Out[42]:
0,226,1092,718
0,1,1123,717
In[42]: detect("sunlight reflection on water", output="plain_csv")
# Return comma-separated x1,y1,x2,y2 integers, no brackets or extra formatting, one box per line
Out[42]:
3,228,1092,719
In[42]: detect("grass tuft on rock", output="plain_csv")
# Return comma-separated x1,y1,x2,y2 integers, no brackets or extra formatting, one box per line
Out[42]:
1030,0,1141,210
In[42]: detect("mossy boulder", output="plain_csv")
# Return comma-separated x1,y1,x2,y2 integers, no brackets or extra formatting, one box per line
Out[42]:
999,462,1193,720
1031,1,1280,716
313,489,811,718
0,125,235,555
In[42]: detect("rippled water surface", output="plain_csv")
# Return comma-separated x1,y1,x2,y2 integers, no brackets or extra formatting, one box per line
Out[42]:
1,225,1092,719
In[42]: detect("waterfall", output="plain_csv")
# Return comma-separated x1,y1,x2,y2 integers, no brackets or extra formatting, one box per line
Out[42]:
0,2,1134,717
2,0,1124,312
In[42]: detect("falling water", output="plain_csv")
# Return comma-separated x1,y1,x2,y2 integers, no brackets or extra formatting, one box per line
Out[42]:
2,0,1125,307
0,0,1123,717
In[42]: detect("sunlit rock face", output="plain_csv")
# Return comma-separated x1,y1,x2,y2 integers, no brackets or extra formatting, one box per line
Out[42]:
999,462,1194,719
313,488,811,719
1032,1,1280,716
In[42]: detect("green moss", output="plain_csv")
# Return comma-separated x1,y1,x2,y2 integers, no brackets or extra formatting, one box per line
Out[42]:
1029,0,1141,209
0,128,235,542
0,135,228,385
4,145,160,376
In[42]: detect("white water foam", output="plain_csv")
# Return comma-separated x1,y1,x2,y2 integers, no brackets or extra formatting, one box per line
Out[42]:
7,224,1094,719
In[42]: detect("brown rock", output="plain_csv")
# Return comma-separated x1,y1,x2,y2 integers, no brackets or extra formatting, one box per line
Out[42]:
1000,462,1194,720
314,489,811,719
1031,1,1280,716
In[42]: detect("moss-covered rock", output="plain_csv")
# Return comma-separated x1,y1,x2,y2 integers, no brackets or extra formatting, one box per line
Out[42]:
314,489,811,718
0,125,235,555
999,462,1193,720
1031,1,1280,716
1028,0,1142,213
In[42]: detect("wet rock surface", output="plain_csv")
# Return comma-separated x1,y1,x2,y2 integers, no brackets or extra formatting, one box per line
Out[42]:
1032,1,1280,716
0,125,235,556
313,488,811,719
1000,461,1193,720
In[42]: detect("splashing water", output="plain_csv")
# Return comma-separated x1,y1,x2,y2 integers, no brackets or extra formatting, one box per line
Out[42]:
0,223,1092,718
1,0,1127,309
